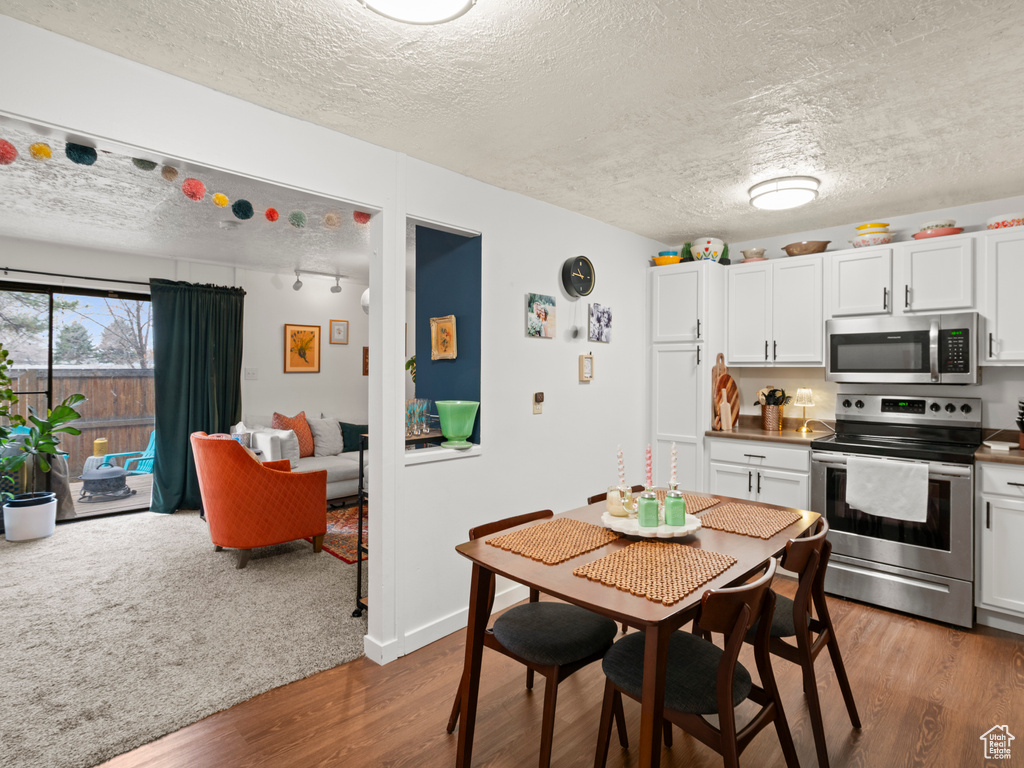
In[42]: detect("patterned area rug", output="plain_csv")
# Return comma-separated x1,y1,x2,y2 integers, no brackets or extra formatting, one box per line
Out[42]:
317,504,368,563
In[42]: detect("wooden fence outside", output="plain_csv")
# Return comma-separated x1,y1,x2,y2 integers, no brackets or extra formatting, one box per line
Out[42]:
9,368,155,477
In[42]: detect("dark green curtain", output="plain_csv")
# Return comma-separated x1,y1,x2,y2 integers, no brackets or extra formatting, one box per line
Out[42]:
150,279,245,514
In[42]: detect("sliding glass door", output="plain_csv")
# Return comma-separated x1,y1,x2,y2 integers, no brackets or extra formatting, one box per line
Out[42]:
1,282,153,517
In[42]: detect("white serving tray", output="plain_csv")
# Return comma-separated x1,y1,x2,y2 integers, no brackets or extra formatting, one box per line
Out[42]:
983,440,1019,452
601,511,702,539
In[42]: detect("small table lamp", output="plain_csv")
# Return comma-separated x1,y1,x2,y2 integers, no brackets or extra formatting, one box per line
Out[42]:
792,388,814,433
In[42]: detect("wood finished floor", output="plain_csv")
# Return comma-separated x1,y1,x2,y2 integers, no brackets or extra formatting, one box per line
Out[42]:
100,580,1024,768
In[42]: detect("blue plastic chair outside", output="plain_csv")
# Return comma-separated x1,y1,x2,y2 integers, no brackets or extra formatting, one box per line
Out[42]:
103,430,156,475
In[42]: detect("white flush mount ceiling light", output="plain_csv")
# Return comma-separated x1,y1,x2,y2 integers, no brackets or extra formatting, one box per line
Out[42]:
359,0,476,24
748,176,820,211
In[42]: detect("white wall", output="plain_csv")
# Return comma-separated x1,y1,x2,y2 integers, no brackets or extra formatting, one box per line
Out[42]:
0,17,661,663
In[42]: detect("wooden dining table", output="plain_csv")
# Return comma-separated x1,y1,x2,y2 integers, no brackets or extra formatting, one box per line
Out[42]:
453,494,819,768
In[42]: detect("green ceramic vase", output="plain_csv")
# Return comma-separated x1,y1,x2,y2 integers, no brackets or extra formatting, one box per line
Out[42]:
436,400,479,449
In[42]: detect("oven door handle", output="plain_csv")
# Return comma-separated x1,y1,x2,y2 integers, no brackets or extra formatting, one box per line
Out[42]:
812,452,972,478
929,318,940,382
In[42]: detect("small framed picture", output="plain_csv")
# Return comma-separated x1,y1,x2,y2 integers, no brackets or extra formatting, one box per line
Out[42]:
329,319,349,345
284,324,320,373
589,303,612,343
363,346,369,376
526,293,556,338
430,315,458,360
579,354,594,381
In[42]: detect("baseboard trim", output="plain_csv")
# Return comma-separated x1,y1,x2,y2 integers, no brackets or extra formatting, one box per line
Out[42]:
976,607,1024,636
401,583,530,657
363,633,401,666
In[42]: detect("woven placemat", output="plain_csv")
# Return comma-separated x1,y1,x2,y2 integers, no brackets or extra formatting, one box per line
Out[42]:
485,517,620,565
573,541,736,606
682,494,720,514
698,502,802,540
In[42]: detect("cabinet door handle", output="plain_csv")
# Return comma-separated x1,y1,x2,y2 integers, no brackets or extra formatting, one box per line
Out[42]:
696,347,701,366
773,340,778,361
986,501,991,529
905,284,910,308
748,471,752,493
883,287,888,311
1007,482,1024,488
989,332,995,358
765,340,769,361
743,453,767,459
756,471,762,495
697,318,701,339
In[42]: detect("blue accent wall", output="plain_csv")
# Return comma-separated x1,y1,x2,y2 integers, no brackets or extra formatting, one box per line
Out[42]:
415,227,482,444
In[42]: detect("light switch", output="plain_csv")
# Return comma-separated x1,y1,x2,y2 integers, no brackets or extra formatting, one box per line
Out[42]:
244,367,258,380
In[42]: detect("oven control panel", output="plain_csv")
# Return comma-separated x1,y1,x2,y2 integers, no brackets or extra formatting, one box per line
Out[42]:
835,394,982,426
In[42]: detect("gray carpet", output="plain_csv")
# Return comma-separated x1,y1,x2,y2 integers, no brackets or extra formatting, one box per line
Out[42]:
0,510,367,768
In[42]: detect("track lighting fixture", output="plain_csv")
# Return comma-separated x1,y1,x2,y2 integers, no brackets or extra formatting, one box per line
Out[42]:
290,269,350,294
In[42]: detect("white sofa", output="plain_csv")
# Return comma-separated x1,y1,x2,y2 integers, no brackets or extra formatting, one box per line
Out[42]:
235,417,367,503
251,432,367,501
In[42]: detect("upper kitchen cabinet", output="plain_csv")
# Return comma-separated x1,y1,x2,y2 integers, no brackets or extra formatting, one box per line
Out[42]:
651,261,707,343
726,256,823,366
829,247,893,317
982,229,1024,363
896,233,974,314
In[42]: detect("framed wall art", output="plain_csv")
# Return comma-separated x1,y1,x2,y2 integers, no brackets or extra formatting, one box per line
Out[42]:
589,303,612,343
329,319,349,345
363,346,369,376
430,314,458,360
526,293,556,338
285,324,320,373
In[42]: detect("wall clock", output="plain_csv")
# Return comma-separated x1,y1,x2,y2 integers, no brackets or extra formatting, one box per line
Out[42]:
561,255,595,298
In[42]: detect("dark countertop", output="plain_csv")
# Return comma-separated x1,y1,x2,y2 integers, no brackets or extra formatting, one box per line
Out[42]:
705,415,833,446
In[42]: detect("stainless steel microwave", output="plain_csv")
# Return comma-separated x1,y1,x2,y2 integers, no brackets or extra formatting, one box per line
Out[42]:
825,312,978,384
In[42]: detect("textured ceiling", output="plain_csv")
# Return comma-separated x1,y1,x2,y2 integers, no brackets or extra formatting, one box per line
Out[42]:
1,0,1023,246
0,115,376,282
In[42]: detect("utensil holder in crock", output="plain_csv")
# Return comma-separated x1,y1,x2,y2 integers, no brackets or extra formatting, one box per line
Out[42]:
761,404,782,432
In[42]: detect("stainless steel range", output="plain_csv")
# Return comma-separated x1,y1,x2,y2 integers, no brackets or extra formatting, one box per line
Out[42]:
810,394,982,627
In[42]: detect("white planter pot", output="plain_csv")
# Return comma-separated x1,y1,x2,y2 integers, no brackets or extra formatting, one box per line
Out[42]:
3,495,58,541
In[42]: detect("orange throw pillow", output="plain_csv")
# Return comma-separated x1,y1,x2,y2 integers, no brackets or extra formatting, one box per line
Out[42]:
272,411,314,458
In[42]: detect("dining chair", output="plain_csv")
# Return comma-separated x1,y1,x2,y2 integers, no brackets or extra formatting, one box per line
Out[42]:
447,509,628,768
594,558,801,768
587,484,645,506
744,519,860,768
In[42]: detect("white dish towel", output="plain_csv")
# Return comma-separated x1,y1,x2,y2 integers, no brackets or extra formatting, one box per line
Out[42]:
845,455,929,524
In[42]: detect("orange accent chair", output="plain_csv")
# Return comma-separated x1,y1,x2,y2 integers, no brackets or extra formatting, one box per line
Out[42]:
191,432,328,568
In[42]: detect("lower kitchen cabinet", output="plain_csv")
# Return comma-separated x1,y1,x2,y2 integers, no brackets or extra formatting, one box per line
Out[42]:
977,463,1024,625
706,438,810,510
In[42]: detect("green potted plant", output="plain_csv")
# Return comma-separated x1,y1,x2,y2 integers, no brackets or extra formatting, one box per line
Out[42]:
1,345,86,541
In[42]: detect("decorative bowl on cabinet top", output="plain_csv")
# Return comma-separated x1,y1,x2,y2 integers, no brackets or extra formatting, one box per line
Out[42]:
781,240,829,256
691,238,725,261
850,231,895,247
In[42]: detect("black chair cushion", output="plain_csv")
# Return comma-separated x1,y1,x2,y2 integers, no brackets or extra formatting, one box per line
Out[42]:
602,630,752,715
491,602,618,667
747,592,802,639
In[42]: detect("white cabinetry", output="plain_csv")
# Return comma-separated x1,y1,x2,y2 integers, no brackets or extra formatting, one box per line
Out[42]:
896,235,975,314
727,256,823,366
982,230,1024,363
977,463,1024,630
706,439,810,510
829,247,893,317
649,262,725,491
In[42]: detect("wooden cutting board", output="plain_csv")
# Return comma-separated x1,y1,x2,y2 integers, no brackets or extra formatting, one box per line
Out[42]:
712,373,740,431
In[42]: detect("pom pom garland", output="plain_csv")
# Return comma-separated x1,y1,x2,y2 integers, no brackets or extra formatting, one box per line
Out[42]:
65,142,97,165
324,212,340,229
0,139,17,165
288,210,307,229
181,178,206,201
353,211,371,224
212,192,229,207
131,158,157,171
232,199,254,220
29,143,52,161
265,208,279,222
161,165,179,182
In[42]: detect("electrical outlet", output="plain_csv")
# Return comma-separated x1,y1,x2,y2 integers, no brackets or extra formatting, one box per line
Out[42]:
244,367,258,380
533,392,543,414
